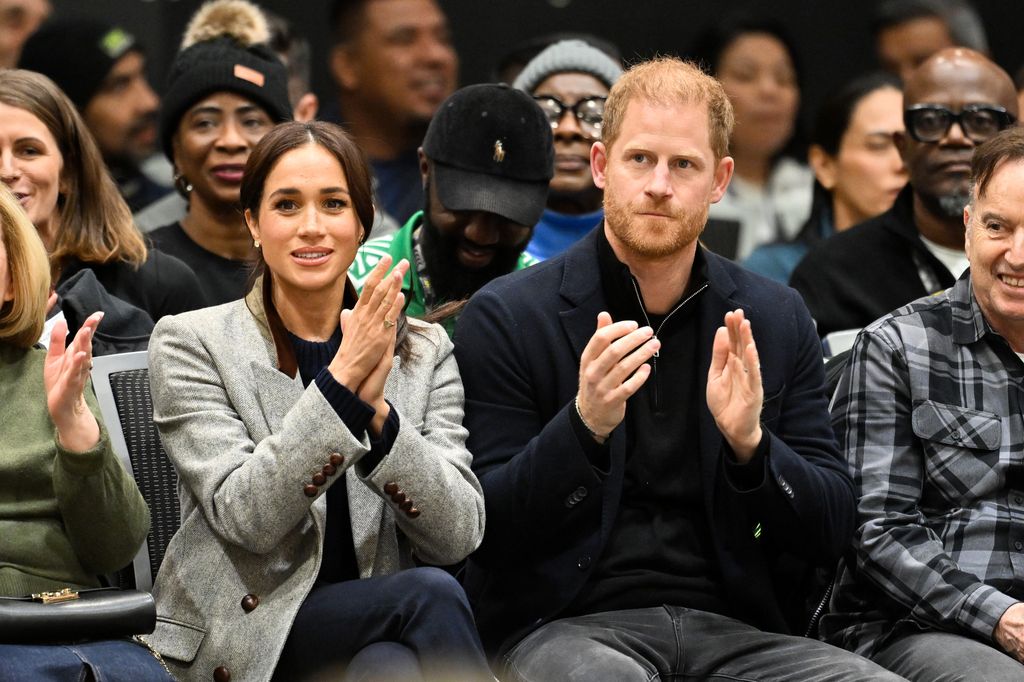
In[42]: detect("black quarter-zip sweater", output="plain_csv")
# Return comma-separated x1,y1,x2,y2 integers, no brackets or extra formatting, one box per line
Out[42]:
565,228,735,618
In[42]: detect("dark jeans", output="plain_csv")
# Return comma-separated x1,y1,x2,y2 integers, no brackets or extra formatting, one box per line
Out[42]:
0,638,172,682
273,567,492,681
503,606,904,681
871,630,1023,681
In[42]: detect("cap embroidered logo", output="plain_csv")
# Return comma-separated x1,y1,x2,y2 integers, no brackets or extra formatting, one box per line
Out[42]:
493,139,506,163
99,27,134,59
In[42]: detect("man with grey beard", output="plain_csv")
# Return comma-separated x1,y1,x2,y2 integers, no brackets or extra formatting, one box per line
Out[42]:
790,47,1018,337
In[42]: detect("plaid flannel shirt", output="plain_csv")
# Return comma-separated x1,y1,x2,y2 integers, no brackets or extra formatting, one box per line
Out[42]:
821,273,1024,656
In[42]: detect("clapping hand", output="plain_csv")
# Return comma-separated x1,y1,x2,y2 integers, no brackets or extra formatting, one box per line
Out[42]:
706,309,763,462
329,255,409,434
575,312,660,443
44,312,103,453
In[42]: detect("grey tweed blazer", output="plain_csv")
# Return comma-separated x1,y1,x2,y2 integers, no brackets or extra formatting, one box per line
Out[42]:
145,289,485,682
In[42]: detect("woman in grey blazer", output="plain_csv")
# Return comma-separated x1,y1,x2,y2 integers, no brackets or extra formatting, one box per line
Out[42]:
146,121,490,682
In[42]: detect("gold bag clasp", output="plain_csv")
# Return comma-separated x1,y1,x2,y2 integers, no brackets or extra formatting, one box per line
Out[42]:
31,588,80,604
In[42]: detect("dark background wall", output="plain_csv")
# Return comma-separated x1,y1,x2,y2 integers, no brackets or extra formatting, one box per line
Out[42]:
52,0,1024,129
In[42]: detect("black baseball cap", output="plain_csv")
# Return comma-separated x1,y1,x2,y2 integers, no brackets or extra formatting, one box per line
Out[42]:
20,19,141,110
422,83,554,226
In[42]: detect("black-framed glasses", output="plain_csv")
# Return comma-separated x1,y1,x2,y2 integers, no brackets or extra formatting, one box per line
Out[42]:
533,95,607,138
904,104,1016,144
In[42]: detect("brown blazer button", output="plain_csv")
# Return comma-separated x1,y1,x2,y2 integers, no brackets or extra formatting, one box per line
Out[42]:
407,507,421,518
241,594,259,612
400,499,414,512
214,666,231,682
303,484,318,498
383,482,399,495
391,491,407,504
329,453,345,466
323,463,337,477
312,472,327,487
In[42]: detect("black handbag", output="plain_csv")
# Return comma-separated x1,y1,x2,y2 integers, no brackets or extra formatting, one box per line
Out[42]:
0,587,156,643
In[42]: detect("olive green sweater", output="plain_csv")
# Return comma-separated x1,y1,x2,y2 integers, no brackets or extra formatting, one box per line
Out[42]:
0,343,150,597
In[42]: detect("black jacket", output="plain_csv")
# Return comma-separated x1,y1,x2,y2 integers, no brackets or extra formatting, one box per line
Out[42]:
58,249,206,323
789,188,955,337
454,228,855,656
56,269,153,355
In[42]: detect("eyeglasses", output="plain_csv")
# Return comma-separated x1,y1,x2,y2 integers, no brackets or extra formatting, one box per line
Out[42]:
533,95,607,138
903,104,1016,144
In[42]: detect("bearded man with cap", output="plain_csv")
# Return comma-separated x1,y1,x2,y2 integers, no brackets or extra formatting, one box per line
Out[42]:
349,83,553,333
19,18,168,212
513,38,622,261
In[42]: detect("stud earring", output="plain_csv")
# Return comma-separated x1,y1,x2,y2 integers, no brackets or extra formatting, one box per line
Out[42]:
254,239,261,248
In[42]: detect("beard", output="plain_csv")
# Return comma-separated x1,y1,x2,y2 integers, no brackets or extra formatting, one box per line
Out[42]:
419,209,524,304
937,192,972,220
603,187,708,258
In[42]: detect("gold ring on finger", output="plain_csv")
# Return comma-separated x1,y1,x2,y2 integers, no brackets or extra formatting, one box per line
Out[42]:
383,319,396,329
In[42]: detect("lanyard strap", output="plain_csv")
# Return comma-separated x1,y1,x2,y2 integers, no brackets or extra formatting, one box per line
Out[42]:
411,226,437,309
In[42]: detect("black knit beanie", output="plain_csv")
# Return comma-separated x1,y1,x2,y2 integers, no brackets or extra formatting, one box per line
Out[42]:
159,2,292,160
19,18,140,110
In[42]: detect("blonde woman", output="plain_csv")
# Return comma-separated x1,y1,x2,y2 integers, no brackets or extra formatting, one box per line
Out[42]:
0,185,168,680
